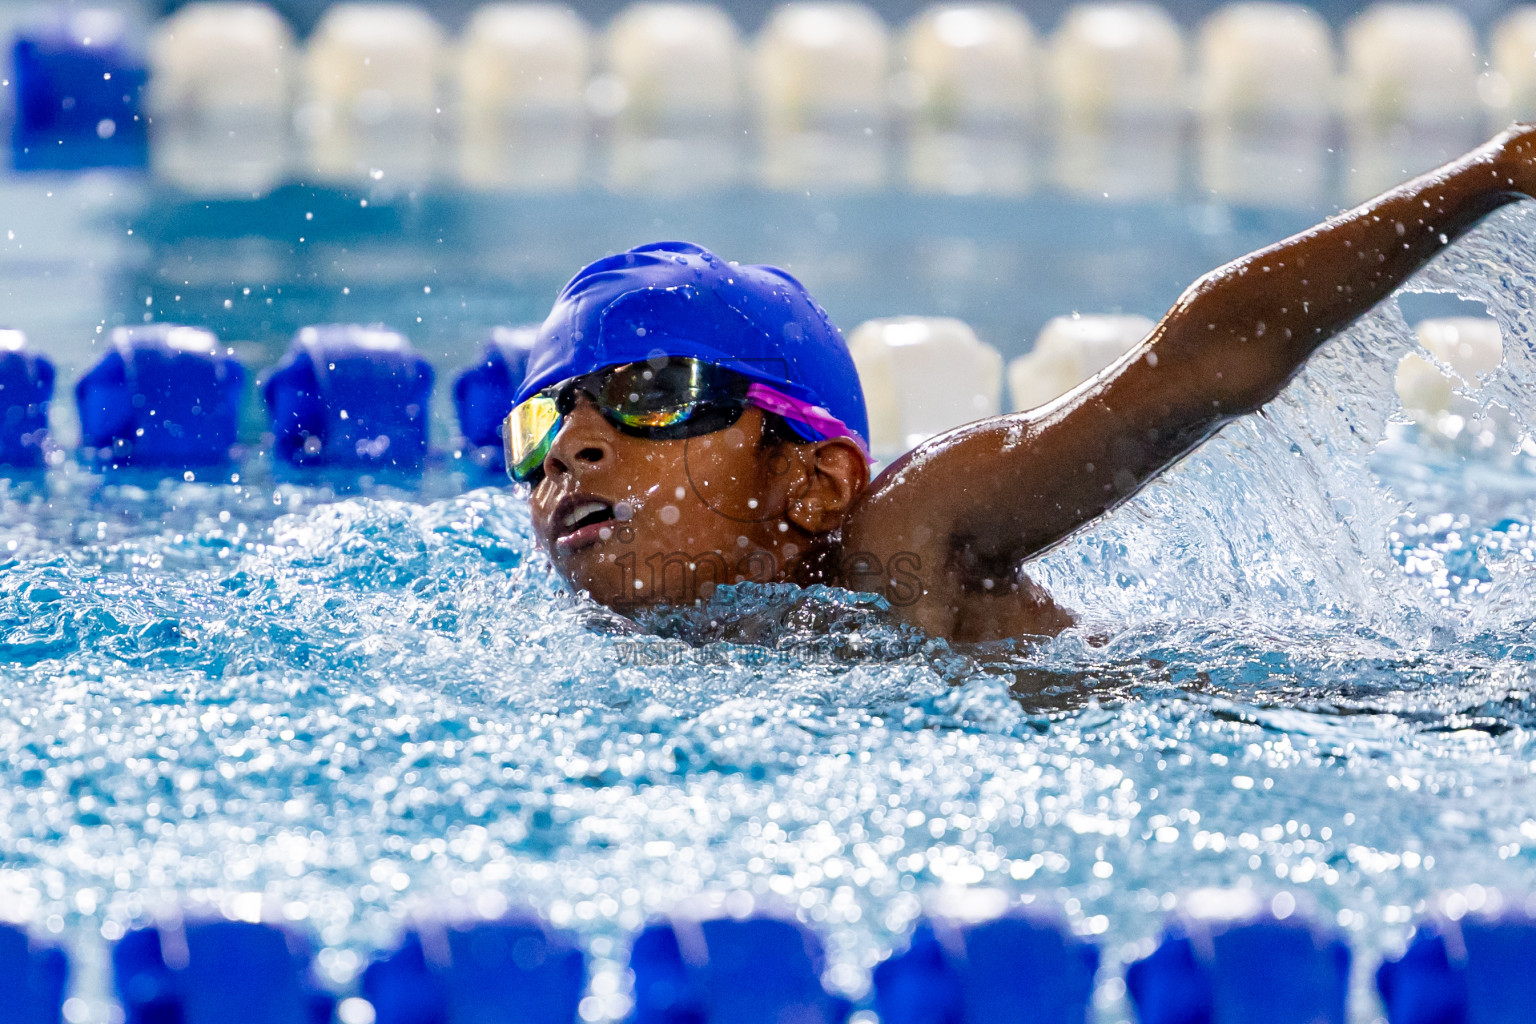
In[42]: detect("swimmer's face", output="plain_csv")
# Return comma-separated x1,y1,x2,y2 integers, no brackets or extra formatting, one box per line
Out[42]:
527,396,867,609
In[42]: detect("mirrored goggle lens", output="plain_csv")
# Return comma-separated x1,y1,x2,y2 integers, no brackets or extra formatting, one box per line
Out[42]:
504,394,561,481
598,360,736,430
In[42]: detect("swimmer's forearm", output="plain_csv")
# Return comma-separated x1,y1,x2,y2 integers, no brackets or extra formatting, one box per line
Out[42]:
1146,127,1529,415
980,126,1536,548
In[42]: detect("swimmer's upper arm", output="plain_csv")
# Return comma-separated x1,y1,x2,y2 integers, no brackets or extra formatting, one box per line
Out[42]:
844,345,1227,586
844,125,1536,637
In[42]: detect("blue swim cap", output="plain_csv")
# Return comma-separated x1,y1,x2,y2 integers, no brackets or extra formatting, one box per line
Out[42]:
517,242,869,449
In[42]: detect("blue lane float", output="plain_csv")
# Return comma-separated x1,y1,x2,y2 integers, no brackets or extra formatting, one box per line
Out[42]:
363,916,586,1024
873,902,1098,1024
4,893,1535,1024
12,9,148,171
629,908,851,1024
0,921,68,1024
1377,902,1536,1024
264,324,435,471
0,330,54,468
75,324,245,469
113,918,335,1024
453,325,536,473
1126,892,1350,1024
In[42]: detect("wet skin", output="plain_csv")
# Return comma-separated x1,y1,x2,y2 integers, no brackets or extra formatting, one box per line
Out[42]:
531,400,868,610
531,124,1536,641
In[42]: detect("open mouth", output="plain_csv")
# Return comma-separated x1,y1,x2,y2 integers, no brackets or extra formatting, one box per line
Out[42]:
551,495,617,551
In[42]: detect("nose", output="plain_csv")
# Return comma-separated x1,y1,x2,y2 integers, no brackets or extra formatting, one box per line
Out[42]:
542,394,614,480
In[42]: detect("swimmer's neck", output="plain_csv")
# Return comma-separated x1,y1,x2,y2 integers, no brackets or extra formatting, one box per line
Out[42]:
788,534,1078,642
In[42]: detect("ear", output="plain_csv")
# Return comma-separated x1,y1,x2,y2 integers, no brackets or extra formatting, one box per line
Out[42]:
785,437,869,535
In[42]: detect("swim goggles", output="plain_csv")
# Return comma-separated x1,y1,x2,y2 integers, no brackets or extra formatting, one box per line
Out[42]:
503,356,868,483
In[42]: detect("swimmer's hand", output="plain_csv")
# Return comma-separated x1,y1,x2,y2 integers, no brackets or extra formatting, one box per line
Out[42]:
1492,122,1536,198
842,123,1536,642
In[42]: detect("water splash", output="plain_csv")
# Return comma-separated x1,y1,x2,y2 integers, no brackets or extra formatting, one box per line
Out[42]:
1032,204,1536,656
5,210,1536,1022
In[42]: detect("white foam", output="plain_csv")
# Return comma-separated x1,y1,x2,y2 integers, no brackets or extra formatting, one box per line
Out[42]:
1008,313,1152,411
300,3,445,184
1489,8,1536,123
458,4,591,190
148,3,295,194
846,316,1002,457
1048,3,1185,199
755,2,890,189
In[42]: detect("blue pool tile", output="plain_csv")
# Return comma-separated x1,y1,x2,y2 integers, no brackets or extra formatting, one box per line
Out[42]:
873,904,1098,1024
0,921,68,1024
12,9,148,171
113,918,334,1024
1126,892,1349,1024
0,332,53,468
629,910,850,1024
453,326,536,473
75,325,245,469
362,915,586,1024
1377,901,1536,1024
265,324,434,471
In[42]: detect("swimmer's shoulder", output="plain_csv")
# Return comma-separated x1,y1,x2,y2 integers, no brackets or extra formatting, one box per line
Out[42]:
818,474,1078,642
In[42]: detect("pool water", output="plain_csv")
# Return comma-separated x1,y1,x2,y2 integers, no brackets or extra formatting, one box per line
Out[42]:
3,183,1536,1023
0,173,1334,433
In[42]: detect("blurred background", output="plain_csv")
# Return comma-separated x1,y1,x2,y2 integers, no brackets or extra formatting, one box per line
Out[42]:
0,0,1526,458
161,0,1524,33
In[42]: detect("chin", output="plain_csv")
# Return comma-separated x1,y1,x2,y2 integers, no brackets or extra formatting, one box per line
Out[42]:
547,546,621,602
570,568,640,610
559,540,747,610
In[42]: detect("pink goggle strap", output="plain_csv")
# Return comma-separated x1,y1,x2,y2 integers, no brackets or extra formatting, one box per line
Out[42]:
746,383,872,462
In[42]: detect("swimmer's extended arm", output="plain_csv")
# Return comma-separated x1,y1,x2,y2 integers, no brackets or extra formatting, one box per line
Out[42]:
843,124,1536,641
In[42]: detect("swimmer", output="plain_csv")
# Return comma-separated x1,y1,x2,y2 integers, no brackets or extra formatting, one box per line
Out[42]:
507,124,1536,642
